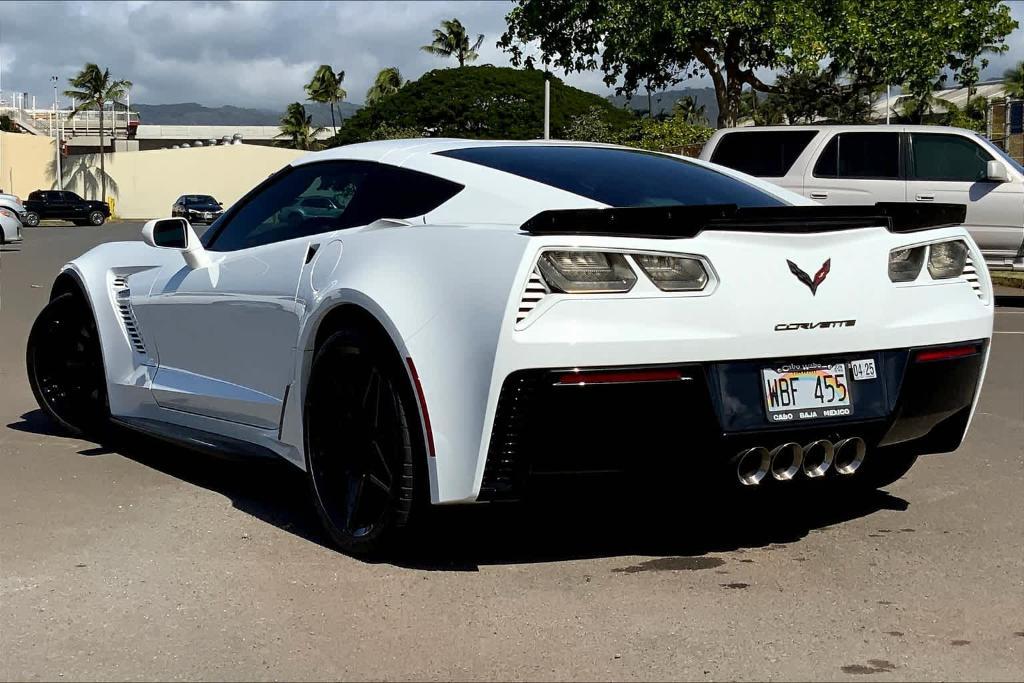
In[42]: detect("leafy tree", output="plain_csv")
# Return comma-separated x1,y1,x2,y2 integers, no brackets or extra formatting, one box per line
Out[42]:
421,18,484,67
331,66,633,145
369,122,422,140
64,63,131,202
672,95,708,126
500,0,1017,128
562,106,627,144
1005,61,1024,98
276,102,325,150
305,65,346,135
563,105,713,152
365,67,405,105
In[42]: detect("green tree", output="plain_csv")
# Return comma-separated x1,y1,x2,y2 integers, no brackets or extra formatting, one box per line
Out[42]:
365,67,405,105
1005,61,1024,98
276,102,325,150
500,0,1017,129
305,65,346,135
332,66,633,145
672,95,708,126
421,18,484,67
64,63,132,202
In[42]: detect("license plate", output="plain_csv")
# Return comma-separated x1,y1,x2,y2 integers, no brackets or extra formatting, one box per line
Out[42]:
203,212,212,219
761,362,852,422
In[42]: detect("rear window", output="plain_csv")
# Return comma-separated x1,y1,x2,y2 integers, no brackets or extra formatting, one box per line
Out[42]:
709,130,817,177
436,146,785,208
813,132,901,179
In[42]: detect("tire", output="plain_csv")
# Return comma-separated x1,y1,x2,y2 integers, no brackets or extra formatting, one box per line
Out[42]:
23,211,40,227
26,292,110,437
304,326,422,557
88,211,106,226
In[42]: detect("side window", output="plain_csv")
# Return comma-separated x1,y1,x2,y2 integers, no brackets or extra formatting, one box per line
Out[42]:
813,132,900,179
910,133,992,182
709,130,817,177
28,191,44,202
350,164,464,221
63,192,82,202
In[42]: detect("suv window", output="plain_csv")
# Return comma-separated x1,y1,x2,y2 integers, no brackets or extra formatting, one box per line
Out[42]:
911,133,992,181
813,132,900,179
709,130,817,177
62,192,82,202
437,145,784,207
205,161,463,252
28,191,46,201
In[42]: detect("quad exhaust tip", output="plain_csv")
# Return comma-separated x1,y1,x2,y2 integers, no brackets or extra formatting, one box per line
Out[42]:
833,437,867,475
769,442,803,481
802,440,835,478
736,447,771,486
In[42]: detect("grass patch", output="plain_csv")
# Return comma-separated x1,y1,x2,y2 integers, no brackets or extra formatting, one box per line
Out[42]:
990,271,1024,289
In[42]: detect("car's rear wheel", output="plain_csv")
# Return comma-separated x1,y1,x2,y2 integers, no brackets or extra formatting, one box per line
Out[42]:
88,211,106,226
26,292,109,437
23,211,40,227
304,327,421,557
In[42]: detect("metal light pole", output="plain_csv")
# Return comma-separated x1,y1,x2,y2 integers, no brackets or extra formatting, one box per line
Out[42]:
886,85,891,125
543,77,550,140
52,76,62,188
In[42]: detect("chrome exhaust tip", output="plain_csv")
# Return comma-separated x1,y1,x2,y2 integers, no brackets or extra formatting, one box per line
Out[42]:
736,447,771,486
769,442,804,481
802,440,834,478
833,437,867,475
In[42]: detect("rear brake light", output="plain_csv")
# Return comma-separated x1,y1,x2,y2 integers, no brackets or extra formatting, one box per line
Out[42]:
556,368,683,385
914,345,979,363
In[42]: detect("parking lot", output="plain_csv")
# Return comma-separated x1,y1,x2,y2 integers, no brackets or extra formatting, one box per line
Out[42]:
1,222,1022,681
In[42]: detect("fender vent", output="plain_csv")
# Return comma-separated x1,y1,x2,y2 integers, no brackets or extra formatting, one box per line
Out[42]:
961,257,983,300
112,276,146,354
515,268,550,325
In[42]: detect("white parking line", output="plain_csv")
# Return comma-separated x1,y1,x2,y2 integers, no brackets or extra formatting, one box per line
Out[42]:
994,331,1024,335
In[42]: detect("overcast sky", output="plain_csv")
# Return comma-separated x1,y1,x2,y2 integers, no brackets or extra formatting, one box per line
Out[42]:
2,0,1023,111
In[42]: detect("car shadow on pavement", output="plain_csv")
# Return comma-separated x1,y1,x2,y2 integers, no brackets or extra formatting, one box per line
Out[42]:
9,409,909,571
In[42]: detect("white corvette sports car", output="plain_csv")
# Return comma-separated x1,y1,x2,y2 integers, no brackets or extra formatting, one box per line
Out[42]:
27,140,993,555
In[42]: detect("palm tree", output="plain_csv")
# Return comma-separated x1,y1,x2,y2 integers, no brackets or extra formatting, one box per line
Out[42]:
420,18,484,67
63,63,131,203
365,67,404,106
1004,61,1024,98
276,102,325,150
305,65,346,135
673,95,708,125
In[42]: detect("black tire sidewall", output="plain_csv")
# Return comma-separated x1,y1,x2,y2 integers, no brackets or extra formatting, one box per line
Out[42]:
24,212,39,227
304,326,422,556
89,211,105,226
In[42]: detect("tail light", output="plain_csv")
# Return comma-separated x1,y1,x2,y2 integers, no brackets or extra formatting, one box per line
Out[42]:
537,251,637,293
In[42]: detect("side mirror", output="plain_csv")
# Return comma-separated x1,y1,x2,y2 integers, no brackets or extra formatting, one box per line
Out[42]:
141,217,210,269
987,160,1010,183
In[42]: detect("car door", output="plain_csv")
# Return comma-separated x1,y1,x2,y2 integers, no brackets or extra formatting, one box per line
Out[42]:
45,191,69,219
62,192,87,220
906,131,1024,262
802,130,907,205
131,160,373,429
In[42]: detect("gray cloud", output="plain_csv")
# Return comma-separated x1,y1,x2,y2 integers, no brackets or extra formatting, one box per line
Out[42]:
1,0,1021,111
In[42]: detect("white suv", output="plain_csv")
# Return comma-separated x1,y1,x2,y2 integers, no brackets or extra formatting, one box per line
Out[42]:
700,125,1024,269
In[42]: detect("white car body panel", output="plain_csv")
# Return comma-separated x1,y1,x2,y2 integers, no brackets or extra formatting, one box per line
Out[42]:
0,211,22,243
48,139,994,504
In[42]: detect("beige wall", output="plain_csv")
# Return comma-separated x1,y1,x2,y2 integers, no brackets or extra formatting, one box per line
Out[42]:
63,144,305,219
0,132,56,199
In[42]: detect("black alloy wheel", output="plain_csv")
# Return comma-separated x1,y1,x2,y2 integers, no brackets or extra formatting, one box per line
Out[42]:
26,292,109,436
88,210,105,226
23,211,40,227
304,327,420,557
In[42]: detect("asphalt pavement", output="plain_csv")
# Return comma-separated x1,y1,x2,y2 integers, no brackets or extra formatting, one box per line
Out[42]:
1,222,1022,681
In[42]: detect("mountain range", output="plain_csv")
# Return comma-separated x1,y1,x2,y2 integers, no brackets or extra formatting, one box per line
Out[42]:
134,101,362,127
608,87,720,124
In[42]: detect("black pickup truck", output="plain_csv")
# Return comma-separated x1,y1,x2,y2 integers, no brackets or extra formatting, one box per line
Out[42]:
22,190,110,227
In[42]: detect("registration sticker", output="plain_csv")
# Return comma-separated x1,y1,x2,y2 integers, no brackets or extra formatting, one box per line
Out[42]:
850,358,877,381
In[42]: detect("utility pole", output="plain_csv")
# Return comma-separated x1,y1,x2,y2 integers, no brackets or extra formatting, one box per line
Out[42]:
886,85,891,124
52,76,62,188
543,77,550,140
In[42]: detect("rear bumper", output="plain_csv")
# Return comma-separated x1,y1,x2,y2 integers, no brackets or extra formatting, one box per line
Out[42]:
479,341,987,500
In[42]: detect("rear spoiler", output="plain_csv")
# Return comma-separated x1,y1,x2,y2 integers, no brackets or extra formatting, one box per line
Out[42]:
520,203,967,239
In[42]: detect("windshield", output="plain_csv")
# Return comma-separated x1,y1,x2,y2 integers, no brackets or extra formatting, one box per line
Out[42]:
436,145,785,208
186,195,218,204
976,134,1024,175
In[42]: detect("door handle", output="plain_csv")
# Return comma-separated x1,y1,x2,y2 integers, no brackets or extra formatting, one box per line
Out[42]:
809,191,829,200
304,243,320,264
915,193,935,201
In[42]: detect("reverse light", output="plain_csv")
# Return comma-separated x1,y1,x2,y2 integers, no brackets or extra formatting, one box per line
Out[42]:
927,240,968,280
633,254,708,291
537,250,637,293
888,246,926,282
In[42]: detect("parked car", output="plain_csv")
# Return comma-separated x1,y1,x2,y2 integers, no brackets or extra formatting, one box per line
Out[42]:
0,190,27,220
22,190,110,227
280,195,342,226
700,125,1024,270
0,206,23,244
171,194,224,225
26,140,993,557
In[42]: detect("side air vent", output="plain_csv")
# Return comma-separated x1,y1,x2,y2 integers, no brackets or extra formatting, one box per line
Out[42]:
515,268,550,325
961,257,983,300
112,275,146,354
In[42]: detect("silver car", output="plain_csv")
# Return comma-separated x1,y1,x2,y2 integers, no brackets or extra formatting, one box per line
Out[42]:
0,208,23,245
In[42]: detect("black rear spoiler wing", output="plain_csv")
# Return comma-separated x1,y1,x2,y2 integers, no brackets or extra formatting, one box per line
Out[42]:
520,203,967,239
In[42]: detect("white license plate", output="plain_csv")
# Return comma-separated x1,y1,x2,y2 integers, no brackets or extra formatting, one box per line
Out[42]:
761,362,852,422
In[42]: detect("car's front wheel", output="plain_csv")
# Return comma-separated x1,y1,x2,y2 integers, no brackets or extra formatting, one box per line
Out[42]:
304,327,422,557
26,292,109,437
23,211,40,227
88,211,106,226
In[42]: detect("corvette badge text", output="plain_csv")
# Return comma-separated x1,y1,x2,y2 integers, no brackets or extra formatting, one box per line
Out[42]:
774,320,857,331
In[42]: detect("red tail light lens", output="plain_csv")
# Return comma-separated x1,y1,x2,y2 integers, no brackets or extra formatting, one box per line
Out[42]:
914,345,980,363
556,368,683,385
